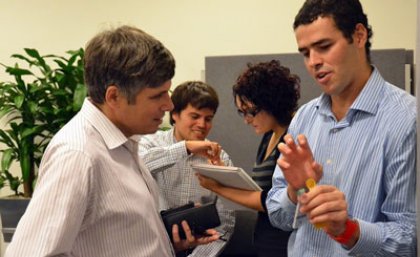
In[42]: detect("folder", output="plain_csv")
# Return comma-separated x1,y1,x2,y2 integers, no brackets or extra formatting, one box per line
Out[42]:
160,201,220,241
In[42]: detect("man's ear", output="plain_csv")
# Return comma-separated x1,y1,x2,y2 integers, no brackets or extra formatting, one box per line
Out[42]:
353,23,368,48
104,85,123,109
171,111,179,124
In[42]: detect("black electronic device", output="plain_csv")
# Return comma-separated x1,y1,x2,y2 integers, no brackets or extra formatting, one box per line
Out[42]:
160,201,220,241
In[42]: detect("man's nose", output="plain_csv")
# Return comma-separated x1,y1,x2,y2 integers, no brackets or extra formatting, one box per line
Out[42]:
163,96,174,111
307,51,323,70
197,118,206,127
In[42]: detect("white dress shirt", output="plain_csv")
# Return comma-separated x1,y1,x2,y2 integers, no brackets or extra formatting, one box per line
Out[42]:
5,99,174,257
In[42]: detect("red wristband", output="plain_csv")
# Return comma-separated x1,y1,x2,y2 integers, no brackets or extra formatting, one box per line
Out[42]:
328,219,358,245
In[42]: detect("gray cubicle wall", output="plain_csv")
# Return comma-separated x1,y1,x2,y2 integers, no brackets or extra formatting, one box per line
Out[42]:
205,49,413,174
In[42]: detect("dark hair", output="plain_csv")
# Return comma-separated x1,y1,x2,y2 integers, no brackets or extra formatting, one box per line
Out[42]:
293,0,373,63
233,60,300,126
84,25,175,104
170,81,219,125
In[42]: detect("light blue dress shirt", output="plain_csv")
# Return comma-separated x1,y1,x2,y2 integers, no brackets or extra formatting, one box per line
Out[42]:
267,68,416,257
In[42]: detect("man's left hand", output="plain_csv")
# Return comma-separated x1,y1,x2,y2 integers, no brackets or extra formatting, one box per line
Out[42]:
171,220,220,253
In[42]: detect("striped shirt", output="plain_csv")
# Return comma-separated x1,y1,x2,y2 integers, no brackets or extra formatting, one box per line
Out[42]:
139,128,235,257
267,68,417,257
252,131,290,257
6,99,174,257
252,131,285,192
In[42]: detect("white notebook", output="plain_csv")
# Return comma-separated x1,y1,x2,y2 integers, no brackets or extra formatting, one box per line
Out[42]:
191,163,262,191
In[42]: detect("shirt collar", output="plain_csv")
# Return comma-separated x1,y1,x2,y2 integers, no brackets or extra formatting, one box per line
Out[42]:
80,98,130,150
316,67,384,116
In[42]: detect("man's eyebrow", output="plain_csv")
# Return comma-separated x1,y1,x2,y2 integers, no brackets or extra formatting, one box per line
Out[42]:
150,90,167,98
189,112,214,118
298,47,307,53
298,39,330,53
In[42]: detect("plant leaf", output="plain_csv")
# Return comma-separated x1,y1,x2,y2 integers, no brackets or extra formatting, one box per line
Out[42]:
5,66,33,76
21,125,43,139
73,84,87,111
20,145,31,182
0,176,5,188
0,130,16,148
14,95,24,108
28,101,39,114
0,47,86,197
1,149,14,171
24,48,51,74
0,107,14,120
11,54,36,66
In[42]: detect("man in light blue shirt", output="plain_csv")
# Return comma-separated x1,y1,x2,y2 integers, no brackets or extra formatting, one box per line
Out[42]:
266,0,416,256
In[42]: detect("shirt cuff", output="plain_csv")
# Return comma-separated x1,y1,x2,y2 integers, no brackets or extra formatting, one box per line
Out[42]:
347,219,381,256
171,141,189,158
266,188,296,229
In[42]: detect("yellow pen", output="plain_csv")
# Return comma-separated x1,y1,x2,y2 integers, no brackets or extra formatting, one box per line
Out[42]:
305,178,327,229
305,178,317,191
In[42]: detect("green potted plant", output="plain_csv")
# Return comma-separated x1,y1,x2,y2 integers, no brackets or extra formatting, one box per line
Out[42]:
0,48,87,241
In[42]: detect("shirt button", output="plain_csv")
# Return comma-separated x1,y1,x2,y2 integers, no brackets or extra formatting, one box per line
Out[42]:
326,159,332,164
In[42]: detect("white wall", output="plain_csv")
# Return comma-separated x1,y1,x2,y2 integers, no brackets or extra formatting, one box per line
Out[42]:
0,0,417,87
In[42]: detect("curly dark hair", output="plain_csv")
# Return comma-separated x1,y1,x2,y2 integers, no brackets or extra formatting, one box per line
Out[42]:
293,0,373,63
233,60,300,126
170,81,219,125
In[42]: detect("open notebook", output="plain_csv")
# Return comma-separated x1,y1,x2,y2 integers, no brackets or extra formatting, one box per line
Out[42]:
191,163,262,191
191,163,262,210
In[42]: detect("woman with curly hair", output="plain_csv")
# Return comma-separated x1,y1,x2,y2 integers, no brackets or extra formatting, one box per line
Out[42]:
197,60,300,257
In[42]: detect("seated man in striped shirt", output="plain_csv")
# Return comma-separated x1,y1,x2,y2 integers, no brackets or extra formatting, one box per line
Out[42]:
139,81,235,257
267,0,416,256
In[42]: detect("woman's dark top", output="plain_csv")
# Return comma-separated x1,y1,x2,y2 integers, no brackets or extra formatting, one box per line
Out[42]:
251,131,291,257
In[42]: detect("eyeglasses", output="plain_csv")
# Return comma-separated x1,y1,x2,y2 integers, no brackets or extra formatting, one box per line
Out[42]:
237,107,260,119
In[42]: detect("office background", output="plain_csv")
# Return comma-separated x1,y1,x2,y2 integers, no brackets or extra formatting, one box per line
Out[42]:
0,0,418,256
0,0,416,193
